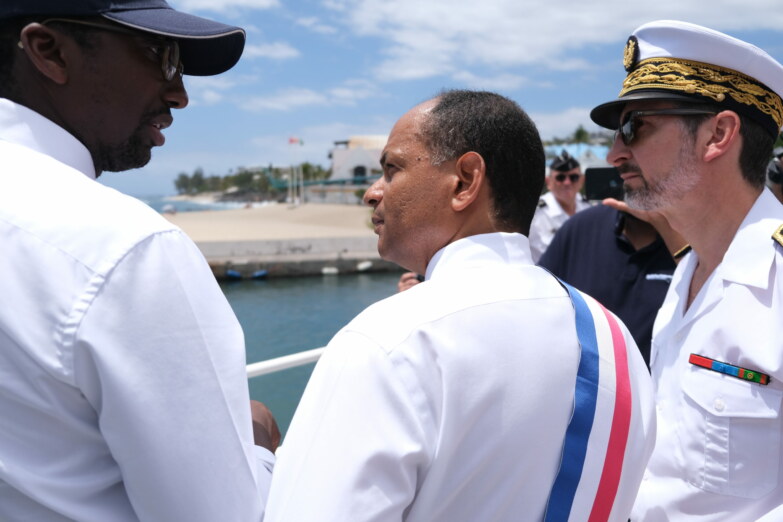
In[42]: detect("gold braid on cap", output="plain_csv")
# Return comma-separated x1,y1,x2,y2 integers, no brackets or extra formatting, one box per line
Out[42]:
620,57,783,130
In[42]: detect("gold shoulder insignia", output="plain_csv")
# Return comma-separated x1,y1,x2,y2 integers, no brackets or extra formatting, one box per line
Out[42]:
672,244,692,260
773,224,783,248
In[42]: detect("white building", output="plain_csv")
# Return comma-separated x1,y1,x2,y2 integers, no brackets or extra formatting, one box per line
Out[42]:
329,135,387,182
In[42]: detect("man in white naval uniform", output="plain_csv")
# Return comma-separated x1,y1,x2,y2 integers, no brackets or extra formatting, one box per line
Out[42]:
590,20,783,521
529,150,590,262
264,90,656,521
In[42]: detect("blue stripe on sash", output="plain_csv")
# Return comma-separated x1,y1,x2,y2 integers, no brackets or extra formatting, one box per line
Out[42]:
544,281,601,522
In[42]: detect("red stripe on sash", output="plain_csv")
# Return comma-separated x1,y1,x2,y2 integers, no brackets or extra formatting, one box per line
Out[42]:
588,305,632,521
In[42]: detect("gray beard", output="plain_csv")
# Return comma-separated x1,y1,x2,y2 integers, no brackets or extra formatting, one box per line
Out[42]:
625,144,699,211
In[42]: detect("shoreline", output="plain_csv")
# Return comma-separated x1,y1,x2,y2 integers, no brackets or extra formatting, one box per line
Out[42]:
163,192,224,204
161,202,400,279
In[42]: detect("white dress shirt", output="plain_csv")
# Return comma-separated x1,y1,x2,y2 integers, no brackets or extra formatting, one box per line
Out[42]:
265,232,655,521
529,191,591,262
0,99,273,521
632,189,783,521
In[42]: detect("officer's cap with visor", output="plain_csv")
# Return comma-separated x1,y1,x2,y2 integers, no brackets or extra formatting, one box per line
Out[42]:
550,150,580,172
590,20,783,140
0,0,245,76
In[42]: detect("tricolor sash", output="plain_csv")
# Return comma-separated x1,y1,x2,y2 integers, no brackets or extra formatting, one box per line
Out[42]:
544,280,633,522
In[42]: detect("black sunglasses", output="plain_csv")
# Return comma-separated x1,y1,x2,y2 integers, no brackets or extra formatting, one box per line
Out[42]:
32,18,184,82
616,108,718,145
554,173,581,183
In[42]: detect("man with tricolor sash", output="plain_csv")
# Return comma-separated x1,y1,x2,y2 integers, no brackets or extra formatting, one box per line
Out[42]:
264,89,656,521
591,20,783,521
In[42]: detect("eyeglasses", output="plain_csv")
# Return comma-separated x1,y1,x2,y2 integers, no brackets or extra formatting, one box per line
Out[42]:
29,18,184,81
554,173,581,183
615,108,718,146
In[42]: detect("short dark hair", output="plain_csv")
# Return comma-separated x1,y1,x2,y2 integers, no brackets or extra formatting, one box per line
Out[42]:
419,89,545,235
0,17,98,98
0,18,29,96
677,101,773,189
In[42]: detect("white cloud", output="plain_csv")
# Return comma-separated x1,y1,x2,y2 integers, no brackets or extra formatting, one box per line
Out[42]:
184,76,237,106
328,79,379,105
186,76,237,90
244,88,329,111
242,80,382,111
529,107,604,141
199,90,225,105
171,0,280,12
296,17,338,35
451,71,529,91
244,42,301,60
326,0,783,81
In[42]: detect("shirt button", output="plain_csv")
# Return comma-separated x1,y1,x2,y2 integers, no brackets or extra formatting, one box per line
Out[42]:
714,398,725,412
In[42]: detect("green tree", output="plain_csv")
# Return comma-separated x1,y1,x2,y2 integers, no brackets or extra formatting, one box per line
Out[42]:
573,125,590,144
301,162,331,181
174,172,190,195
207,175,223,192
190,168,206,194
232,168,255,191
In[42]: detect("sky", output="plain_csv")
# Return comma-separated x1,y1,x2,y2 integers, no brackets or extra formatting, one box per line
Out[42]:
98,0,783,197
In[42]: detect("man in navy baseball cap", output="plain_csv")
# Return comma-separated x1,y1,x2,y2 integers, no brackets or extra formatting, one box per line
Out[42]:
0,2,278,520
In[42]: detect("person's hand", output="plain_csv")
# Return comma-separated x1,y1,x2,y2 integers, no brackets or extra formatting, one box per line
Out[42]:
250,400,281,452
397,271,422,293
601,197,661,225
602,198,688,261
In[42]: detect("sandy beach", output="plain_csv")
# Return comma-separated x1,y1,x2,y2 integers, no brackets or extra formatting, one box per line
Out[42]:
163,202,376,242
161,202,395,278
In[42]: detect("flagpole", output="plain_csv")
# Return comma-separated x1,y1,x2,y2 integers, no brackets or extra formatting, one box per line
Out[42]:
287,136,304,207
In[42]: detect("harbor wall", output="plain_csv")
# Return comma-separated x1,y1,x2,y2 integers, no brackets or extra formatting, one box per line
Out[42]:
199,236,402,280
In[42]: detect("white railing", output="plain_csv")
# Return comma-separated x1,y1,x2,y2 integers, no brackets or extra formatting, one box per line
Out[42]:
246,347,325,378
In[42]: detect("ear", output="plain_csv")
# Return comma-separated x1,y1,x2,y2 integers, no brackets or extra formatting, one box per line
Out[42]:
451,151,486,212
702,110,741,163
18,23,71,85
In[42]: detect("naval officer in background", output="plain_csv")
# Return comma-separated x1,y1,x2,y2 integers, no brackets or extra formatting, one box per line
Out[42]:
528,149,591,262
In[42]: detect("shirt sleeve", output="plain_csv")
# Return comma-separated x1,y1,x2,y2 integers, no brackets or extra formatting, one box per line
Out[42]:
70,230,271,521
264,330,431,521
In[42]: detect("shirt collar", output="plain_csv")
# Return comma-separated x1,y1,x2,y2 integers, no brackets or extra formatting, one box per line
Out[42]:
0,98,96,180
542,192,567,218
426,232,533,281
717,189,783,288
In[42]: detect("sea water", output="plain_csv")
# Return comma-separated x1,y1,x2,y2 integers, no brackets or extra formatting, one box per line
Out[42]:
141,195,248,213
221,272,403,437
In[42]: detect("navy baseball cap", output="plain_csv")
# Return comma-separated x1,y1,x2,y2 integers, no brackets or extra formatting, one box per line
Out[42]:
0,0,246,76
